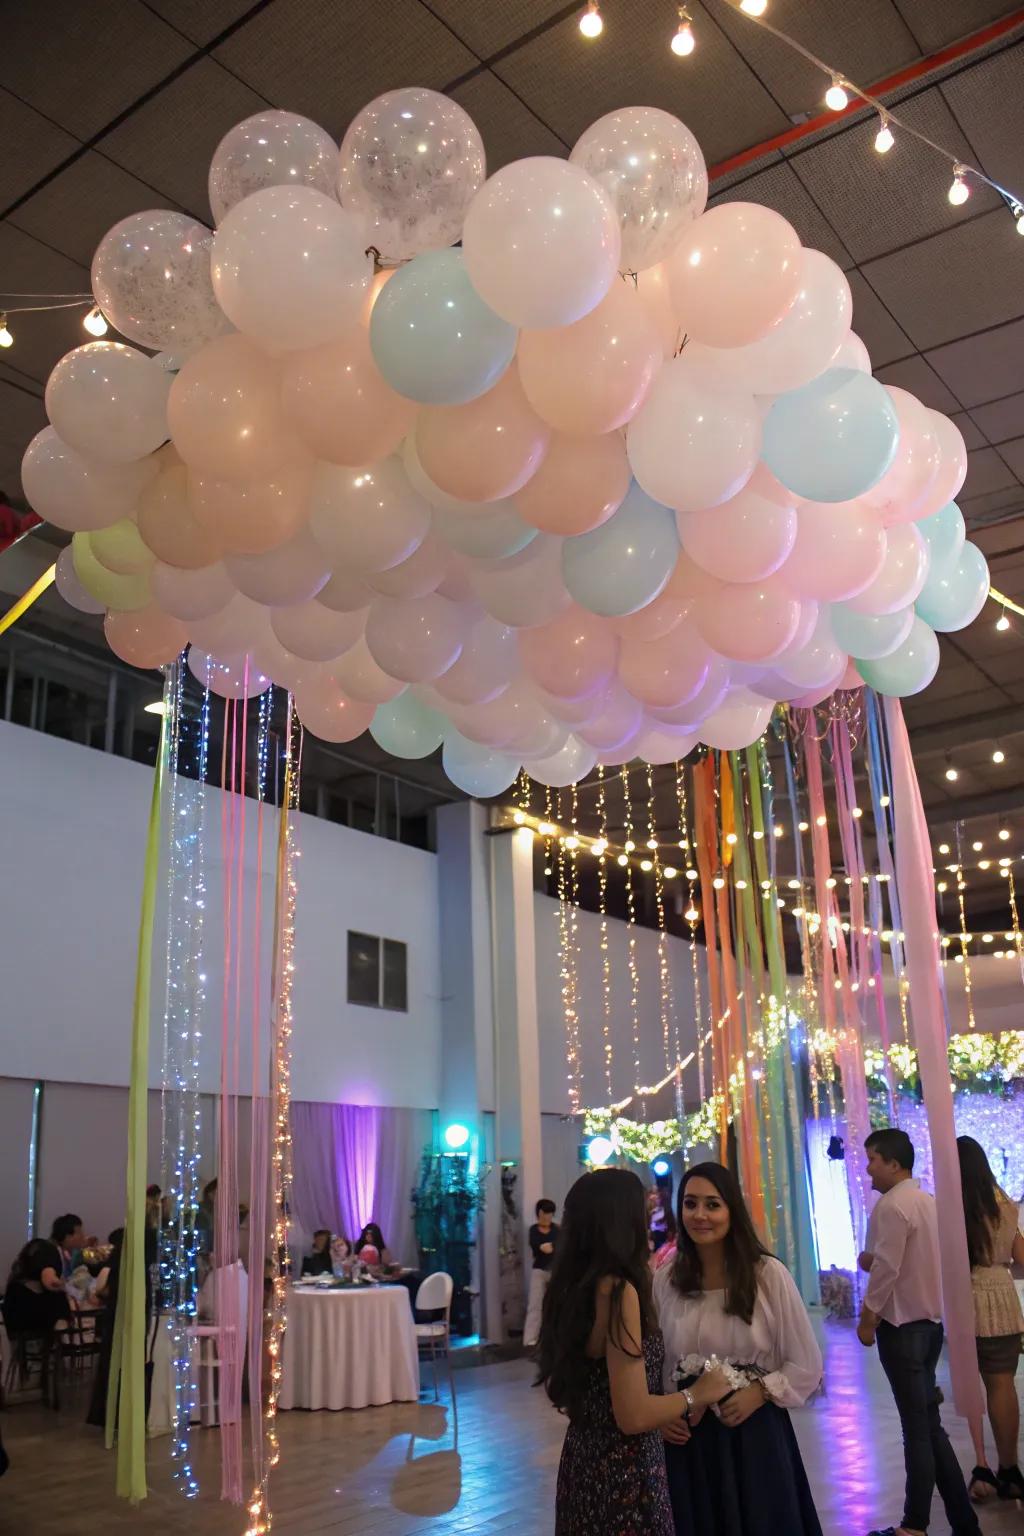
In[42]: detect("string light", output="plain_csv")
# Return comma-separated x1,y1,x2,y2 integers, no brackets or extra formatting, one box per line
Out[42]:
973,840,984,852
671,6,695,55
945,762,959,782
579,0,602,38
954,826,976,1029
992,745,1006,763
555,788,582,1116
739,0,767,13
621,766,643,1099
874,114,894,153
0,315,12,348
939,842,950,855
1015,204,1024,236
83,305,108,336
997,609,1011,631
999,828,1011,842
948,165,970,205
595,767,615,1103
825,76,849,111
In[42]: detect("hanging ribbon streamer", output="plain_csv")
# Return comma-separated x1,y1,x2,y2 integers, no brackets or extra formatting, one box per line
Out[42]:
692,757,730,1154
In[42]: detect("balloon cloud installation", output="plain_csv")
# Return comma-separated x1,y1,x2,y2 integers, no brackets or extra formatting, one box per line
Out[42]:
29,94,984,797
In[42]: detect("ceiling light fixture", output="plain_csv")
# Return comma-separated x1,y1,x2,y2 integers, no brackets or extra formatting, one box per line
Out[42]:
671,7,695,55
825,76,849,111
874,114,894,153
579,0,603,38
0,314,12,348
948,165,970,205
83,305,108,337
992,744,1006,763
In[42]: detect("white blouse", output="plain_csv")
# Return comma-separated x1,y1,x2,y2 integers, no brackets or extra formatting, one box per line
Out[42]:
653,1256,822,1408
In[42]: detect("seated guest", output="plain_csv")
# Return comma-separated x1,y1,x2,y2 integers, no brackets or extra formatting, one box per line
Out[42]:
301,1230,336,1277
354,1222,396,1271
50,1214,88,1280
4,1237,70,1334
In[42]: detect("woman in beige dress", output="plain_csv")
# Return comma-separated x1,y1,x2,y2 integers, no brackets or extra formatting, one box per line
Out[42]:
957,1135,1024,1501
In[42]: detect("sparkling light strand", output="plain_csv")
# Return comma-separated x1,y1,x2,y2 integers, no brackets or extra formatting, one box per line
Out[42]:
646,763,677,1108
675,758,702,1112
596,766,615,1104
1008,866,1024,984
620,765,644,1099
569,779,584,1103
954,826,977,1029
555,791,582,1114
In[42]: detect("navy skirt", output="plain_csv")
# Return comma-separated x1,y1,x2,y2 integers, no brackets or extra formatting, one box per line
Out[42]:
665,1399,822,1536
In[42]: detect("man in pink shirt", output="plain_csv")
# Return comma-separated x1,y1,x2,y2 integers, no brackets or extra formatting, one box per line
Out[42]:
857,1128,980,1536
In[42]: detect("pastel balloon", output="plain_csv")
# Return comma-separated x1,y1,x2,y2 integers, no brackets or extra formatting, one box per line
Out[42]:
832,331,871,373
613,586,689,643
46,342,172,464
370,694,446,759
845,523,929,616
442,730,519,798
698,690,775,750
71,533,151,612
295,675,375,743
209,110,338,222
830,603,914,660
169,334,305,484
104,606,188,669
915,541,989,633
281,326,415,465
762,368,899,503
782,502,886,602
416,368,550,502
528,736,596,788
916,501,965,574
633,263,679,358
187,649,271,700
271,600,365,662
648,654,730,727
517,278,663,435
569,106,707,272
309,459,429,575
863,388,940,524
618,620,711,708
366,530,449,598
627,353,761,512
91,210,230,354
911,412,967,518
316,566,376,614
434,500,537,560
189,462,312,555
21,427,157,532
433,614,518,706
777,598,819,660
469,534,570,628
338,87,485,262
514,431,630,536
211,186,370,351
633,725,697,766
563,484,678,617
774,609,844,690
365,594,465,682
666,203,801,348
139,460,222,569
188,592,269,661
370,247,516,405
679,484,796,583
683,249,851,396
462,157,620,328
446,679,532,748
91,517,155,576
856,616,940,697
225,527,329,606
576,685,644,752
55,546,104,614
330,636,407,704
151,560,236,622
519,606,619,700
694,578,799,663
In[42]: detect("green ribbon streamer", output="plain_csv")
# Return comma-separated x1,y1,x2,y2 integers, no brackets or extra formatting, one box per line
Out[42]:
106,702,168,1499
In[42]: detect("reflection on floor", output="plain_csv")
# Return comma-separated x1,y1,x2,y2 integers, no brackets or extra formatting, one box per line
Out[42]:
2,1323,1022,1534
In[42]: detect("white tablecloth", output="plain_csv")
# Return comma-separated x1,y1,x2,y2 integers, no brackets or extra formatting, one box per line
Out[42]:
279,1285,420,1411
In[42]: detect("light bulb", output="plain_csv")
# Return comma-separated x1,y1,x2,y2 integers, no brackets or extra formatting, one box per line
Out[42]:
663,865,677,878
983,933,994,943
1006,932,1015,942
740,0,767,11
948,167,969,206
1016,205,1024,236
725,831,738,845
945,764,958,781
0,315,12,348
788,878,800,890
640,858,653,872
646,837,658,850
671,10,695,55
591,838,607,856
993,746,1005,763
815,814,827,827
979,859,991,869
774,825,784,838
735,878,748,890
513,810,526,825
538,821,556,837
624,839,635,852
972,840,983,852
999,828,1011,841
852,806,863,819
83,305,108,337
996,612,1010,631
713,876,726,890
937,881,947,893
874,117,894,153
939,842,950,855
798,820,809,832
579,1,602,38
825,77,849,111
617,853,628,867
685,905,700,922
564,835,579,850
880,794,891,807
685,866,698,880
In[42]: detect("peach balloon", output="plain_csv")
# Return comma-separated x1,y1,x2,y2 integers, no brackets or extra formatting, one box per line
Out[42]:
863,387,940,524
104,606,189,669
433,614,517,706
295,675,376,743
151,560,236,622
576,684,644,752
613,586,689,642
189,462,313,556
782,502,886,602
633,263,680,359
626,352,761,513
309,458,430,575
666,203,802,349
364,594,465,683
366,530,449,598
694,578,799,663
648,654,730,727
226,527,330,607
187,648,272,699
280,327,415,466
168,334,305,484
519,606,619,700
316,566,376,613
139,462,223,569
845,523,929,616
910,411,967,518
415,369,551,503
271,600,366,662
188,592,271,662
618,620,711,708
469,534,570,629
678,482,797,583
330,635,407,704
514,431,630,536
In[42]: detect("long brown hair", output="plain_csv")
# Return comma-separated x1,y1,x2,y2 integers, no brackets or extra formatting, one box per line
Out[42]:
957,1135,1000,1268
670,1162,771,1324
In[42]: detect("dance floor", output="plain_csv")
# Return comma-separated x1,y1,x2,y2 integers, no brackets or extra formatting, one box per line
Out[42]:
3,1324,1021,1535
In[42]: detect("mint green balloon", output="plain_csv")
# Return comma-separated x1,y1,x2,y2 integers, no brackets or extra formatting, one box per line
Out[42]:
915,540,989,632
370,693,445,759
831,603,913,660
916,501,964,574
442,730,519,797
762,367,899,503
856,615,939,697
562,483,678,617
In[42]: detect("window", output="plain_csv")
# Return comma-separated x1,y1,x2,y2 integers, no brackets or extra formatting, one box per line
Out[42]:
347,931,408,1012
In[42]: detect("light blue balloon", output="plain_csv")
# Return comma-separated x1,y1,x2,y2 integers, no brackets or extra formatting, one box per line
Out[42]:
915,540,989,633
856,615,939,697
370,248,518,406
830,604,913,661
762,367,900,503
442,730,519,798
916,501,965,574
562,483,679,618
369,694,446,759
434,500,538,559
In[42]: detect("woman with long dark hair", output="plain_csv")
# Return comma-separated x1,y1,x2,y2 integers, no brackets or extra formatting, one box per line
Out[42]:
654,1163,823,1536
537,1167,729,1535
956,1135,1024,1501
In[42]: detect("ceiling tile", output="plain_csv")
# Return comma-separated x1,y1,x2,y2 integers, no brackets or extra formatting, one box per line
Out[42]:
950,410,987,450
969,391,1024,445
845,269,913,366
0,90,79,213
961,446,1020,499
0,381,48,499
938,39,1024,196
0,223,92,391
710,161,853,269
891,2,1024,53
962,488,1024,531
927,316,1024,409
874,355,960,412
993,436,1024,482
9,153,168,270
141,0,260,47
450,74,567,174
974,517,1024,557
423,0,572,58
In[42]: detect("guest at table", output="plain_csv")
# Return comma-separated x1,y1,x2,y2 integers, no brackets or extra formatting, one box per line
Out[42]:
301,1230,336,1277
355,1222,396,1271
4,1236,70,1334
50,1213,89,1280
525,1198,560,1348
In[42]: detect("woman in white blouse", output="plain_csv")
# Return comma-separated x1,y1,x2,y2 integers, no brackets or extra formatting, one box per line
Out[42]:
653,1162,823,1536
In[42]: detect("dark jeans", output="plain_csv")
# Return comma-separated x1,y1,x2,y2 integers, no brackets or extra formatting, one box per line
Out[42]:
876,1320,979,1536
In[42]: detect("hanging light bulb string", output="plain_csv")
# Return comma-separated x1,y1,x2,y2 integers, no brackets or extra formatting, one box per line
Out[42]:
595,765,616,1105
0,290,106,346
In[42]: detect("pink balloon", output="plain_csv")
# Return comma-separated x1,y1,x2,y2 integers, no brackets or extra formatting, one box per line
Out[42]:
364,594,465,683
576,684,644,751
516,281,662,435
519,605,619,700
695,578,799,663
618,620,711,708
527,735,596,788
774,610,844,690
309,458,430,575
613,586,689,642
271,600,365,662
249,633,321,695
433,614,518,705
648,654,730,727
22,427,158,533
105,606,189,669
225,527,330,607
633,263,680,359
316,566,376,613
666,203,802,348
782,502,886,602
415,369,551,502
626,352,761,512
187,648,271,699
777,598,820,659
447,677,536,749
678,482,796,583
910,412,967,518
514,431,630,536
139,459,223,569
469,534,570,628
295,675,375,743
330,636,407,703
863,388,940,524
188,593,270,663
366,529,449,598
839,659,865,691
151,560,235,621
168,334,305,484
280,327,416,466
833,332,871,373
633,725,697,766
190,462,313,556
845,523,929,616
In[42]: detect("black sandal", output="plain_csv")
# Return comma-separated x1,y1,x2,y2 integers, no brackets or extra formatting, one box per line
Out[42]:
969,1466,998,1501
997,1464,1024,1500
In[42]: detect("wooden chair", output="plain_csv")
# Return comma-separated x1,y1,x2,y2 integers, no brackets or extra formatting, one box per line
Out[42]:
413,1272,455,1405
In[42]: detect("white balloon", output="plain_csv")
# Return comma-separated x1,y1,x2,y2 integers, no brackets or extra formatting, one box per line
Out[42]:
21,427,158,532
151,560,236,621
55,546,105,614
46,342,172,464
527,736,596,788
698,690,775,750
627,353,761,512
209,110,338,223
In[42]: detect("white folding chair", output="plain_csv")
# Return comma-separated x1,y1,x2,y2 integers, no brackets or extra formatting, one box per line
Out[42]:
413,1271,455,1405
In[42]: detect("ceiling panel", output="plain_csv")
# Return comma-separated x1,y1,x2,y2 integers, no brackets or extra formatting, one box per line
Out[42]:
142,0,262,47
950,409,988,449
962,445,1021,497
844,269,913,366
0,222,92,390
874,354,961,411
994,436,1024,481
939,38,1024,195
969,391,1024,444
709,160,853,269
424,0,572,59
9,152,167,270
0,382,47,497
0,89,79,212
927,315,1024,407
450,74,568,173
891,0,1024,53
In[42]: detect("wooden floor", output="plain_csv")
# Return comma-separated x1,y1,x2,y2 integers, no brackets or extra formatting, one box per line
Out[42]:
2,1325,1022,1535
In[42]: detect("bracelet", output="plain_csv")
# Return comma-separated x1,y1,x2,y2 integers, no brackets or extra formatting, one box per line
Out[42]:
681,1388,696,1420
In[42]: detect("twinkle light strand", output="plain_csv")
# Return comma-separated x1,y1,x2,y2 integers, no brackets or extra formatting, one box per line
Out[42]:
555,789,582,1115
953,826,977,1030
620,765,644,1100
1007,865,1024,985
595,766,615,1104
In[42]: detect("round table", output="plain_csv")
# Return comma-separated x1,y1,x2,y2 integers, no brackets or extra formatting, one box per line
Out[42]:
279,1284,420,1411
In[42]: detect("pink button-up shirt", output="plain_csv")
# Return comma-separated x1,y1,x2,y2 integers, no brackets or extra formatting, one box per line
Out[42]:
864,1177,943,1326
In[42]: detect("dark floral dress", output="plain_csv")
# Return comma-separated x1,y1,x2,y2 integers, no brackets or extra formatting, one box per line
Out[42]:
555,1331,674,1536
